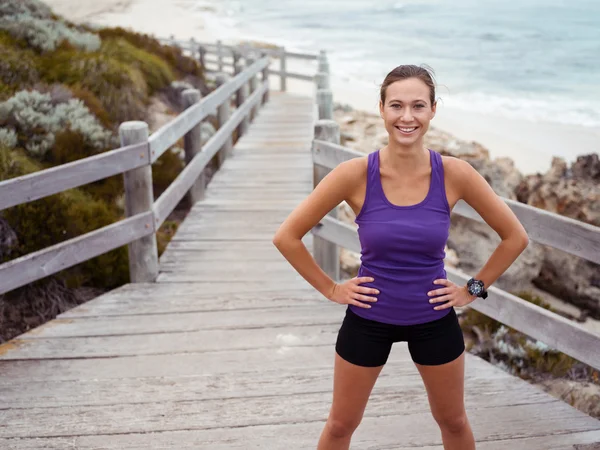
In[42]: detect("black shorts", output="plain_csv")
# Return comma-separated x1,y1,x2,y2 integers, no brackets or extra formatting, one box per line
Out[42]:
335,307,465,367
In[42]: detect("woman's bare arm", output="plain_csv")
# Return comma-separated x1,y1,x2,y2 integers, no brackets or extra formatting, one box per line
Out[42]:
446,157,529,290
273,158,366,299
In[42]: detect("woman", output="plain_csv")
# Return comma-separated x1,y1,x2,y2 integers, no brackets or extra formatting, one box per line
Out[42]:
272,65,529,450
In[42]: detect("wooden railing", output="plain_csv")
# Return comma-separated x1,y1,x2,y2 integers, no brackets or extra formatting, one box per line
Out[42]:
161,37,321,91
310,115,600,372
0,41,324,296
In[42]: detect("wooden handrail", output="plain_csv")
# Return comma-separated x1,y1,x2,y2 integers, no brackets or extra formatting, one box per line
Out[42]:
0,53,274,295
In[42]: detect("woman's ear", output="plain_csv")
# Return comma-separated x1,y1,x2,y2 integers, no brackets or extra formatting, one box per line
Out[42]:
431,101,437,119
379,100,384,119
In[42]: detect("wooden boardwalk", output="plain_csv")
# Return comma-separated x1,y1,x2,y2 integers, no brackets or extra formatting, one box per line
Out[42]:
1,92,600,449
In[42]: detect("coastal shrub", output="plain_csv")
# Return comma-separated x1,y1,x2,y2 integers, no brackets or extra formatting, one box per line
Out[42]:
97,27,204,79
0,0,54,20
0,13,101,53
0,147,129,289
0,33,39,93
152,147,185,198
0,90,113,158
101,38,175,95
39,51,149,123
0,128,17,149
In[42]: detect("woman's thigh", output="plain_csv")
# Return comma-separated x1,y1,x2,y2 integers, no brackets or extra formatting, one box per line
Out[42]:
329,353,384,424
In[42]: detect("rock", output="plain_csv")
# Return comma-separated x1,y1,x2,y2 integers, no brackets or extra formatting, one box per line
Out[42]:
447,216,544,292
532,249,600,319
516,156,600,226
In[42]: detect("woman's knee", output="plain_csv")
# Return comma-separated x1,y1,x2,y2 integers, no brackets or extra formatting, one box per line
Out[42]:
325,416,362,439
433,411,469,434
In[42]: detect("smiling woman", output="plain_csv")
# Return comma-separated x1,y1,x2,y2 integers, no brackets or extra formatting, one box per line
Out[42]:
273,63,530,449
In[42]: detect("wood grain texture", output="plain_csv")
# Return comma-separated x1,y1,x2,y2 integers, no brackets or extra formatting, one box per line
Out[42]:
0,142,148,211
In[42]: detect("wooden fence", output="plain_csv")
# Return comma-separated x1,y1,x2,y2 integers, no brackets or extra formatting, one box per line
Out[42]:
0,41,324,296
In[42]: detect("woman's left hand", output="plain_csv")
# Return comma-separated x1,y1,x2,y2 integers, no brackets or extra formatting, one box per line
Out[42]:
427,279,477,310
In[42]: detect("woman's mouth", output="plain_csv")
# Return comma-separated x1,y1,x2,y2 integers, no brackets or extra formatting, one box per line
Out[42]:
395,126,419,135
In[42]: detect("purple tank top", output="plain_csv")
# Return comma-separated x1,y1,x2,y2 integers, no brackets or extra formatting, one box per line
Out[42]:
349,148,452,325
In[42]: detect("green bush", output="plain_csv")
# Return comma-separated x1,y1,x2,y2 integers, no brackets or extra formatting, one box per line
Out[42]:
97,27,203,78
39,50,149,124
0,32,39,93
0,147,129,289
101,38,175,95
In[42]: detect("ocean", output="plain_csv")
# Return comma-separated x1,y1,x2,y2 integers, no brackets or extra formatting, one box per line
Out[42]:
205,0,600,129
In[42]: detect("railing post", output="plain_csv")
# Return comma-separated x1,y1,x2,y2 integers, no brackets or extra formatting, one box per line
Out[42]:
318,50,329,74
261,51,270,104
181,89,205,205
313,120,340,281
246,55,258,121
235,61,249,137
217,39,223,72
232,50,241,76
215,73,233,166
280,47,287,91
119,121,158,283
189,37,197,59
315,72,330,91
317,89,334,120
198,45,206,69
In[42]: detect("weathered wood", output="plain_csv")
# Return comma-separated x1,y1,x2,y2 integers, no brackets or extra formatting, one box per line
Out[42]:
215,73,233,166
120,122,159,283
152,81,268,227
313,214,600,371
148,57,268,161
246,55,259,121
216,39,223,72
316,89,334,120
0,142,149,211
314,71,329,90
0,360,506,409
269,69,314,82
261,51,270,104
312,139,600,264
182,89,205,206
313,121,340,282
234,61,249,137
1,426,600,450
0,212,154,295
0,379,565,440
279,47,287,91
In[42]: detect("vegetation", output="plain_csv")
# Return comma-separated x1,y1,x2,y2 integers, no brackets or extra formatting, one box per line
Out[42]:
0,0,206,343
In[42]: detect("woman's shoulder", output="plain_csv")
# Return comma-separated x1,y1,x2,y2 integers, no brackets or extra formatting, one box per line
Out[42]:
335,153,369,179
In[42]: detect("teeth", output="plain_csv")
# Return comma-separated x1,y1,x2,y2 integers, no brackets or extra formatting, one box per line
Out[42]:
397,127,417,132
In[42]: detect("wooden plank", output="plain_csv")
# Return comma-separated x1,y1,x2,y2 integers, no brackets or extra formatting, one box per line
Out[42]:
312,139,600,264
148,57,269,161
0,396,595,441
0,212,154,295
58,292,324,318
0,142,148,211
0,378,562,440
313,215,600,371
1,425,599,450
152,80,269,226
9,306,341,339
0,360,506,409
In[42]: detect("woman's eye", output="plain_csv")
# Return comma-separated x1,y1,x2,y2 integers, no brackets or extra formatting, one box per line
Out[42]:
415,104,425,108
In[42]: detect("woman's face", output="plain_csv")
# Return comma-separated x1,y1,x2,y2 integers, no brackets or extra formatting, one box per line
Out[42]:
379,78,436,147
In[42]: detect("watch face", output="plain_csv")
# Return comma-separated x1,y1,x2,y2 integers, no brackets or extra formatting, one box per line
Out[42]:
469,282,483,295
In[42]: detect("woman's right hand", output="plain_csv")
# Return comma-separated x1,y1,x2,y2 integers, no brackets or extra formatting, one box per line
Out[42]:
327,277,379,309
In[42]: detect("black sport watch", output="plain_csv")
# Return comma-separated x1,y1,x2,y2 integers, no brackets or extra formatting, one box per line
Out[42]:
467,278,488,299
